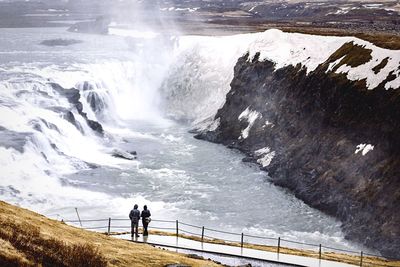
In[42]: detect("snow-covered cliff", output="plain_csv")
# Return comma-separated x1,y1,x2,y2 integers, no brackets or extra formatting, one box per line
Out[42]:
195,29,400,258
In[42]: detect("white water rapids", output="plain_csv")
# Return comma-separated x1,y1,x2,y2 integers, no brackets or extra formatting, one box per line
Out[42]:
0,27,367,252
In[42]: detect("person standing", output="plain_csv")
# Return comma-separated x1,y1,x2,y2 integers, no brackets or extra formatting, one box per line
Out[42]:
129,204,140,237
141,205,151,236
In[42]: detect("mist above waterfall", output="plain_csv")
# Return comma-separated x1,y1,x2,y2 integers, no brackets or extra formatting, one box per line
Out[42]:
0,26,256,213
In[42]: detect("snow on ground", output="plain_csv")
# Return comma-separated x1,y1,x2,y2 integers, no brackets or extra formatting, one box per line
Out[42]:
246,29,400,90
363,4,383,9
327,6,359,15
247,29,353,74
160,7,199,12
326,56,345,72
335,41,400,90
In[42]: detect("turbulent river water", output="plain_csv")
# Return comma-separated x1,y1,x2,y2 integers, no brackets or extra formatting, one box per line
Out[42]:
0,27,366,253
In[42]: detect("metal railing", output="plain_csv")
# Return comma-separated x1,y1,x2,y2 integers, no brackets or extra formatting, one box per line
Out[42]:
61,217,400,267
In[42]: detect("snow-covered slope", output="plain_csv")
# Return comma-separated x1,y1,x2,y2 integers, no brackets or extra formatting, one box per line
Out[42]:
246,29,400,90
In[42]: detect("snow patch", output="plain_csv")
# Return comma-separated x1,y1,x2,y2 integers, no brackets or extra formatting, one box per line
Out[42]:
363,4,383,9
255,147,271,156
255,147,276,167
248,5,259,12
160,7,199,12
327,7,358,15
355,144,374,156
265,120,273,127
326,56,345,73
238,107,261,139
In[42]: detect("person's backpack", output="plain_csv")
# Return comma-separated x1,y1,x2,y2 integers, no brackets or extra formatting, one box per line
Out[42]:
129,209,140,223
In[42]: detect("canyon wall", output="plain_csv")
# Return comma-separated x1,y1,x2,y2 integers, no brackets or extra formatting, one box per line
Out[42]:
195,40,400,257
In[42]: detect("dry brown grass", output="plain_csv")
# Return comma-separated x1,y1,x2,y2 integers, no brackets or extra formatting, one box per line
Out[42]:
0,201,220,267
0,238,34,267
328,42,373,69
372,57,389,74
0,220,107,267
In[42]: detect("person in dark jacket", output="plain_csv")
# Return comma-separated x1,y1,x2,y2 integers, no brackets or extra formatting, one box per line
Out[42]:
129,204,140,237
141,205,151,236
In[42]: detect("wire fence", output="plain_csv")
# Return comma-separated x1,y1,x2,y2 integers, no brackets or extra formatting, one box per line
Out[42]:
61,217,400,267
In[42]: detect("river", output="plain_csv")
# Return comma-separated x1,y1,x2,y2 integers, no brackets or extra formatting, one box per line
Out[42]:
0,27,365,254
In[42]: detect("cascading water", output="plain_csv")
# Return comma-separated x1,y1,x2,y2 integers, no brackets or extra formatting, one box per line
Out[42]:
161,34,260,124
0,27,368,252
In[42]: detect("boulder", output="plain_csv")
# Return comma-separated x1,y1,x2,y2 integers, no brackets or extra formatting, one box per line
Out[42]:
111,149,137,160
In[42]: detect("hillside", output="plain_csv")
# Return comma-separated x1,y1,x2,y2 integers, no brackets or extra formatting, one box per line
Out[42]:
0,201,219,267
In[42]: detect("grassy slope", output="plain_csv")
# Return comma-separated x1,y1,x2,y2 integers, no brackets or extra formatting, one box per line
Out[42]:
0,201,219,267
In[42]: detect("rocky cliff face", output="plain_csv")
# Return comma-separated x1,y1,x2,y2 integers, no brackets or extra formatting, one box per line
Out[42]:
195,41,400,257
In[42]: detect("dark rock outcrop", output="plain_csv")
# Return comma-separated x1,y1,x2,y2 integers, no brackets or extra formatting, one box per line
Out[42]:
62,111,84,133
50,83,104,136
40,39,83,47
196,49,400,257
111,149,137,160
48,106,84,133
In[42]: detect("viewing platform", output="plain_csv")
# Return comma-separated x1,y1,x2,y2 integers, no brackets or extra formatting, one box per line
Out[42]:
117,233,357,267
63,218,398,267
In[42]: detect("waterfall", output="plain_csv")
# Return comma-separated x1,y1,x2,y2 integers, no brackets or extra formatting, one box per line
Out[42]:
0,31,258,208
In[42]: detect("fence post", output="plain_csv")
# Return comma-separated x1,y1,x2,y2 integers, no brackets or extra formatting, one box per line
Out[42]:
319,244,322,260
75,207,82,227
277,237,281,255
176,220,179,237
107,218,111,235
201,226,205,242
241,233,244,248
360,251,363,267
